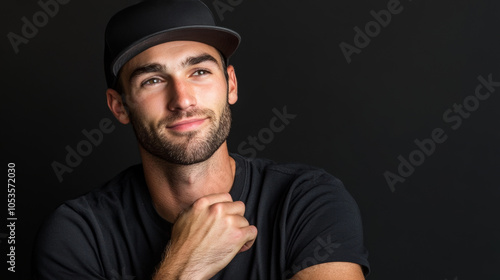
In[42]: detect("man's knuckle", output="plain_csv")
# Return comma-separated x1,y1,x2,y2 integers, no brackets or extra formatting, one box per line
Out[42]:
224,215,236,226
235,200,245,209
193,196,210,209
222,193,233,201
209,202,225,215
231,228,244,240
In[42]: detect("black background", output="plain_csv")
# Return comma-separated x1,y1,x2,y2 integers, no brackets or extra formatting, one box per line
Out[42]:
2,0,500,279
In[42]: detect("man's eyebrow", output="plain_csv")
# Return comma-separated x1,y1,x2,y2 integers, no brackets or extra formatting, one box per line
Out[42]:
181,53,220,68
128,63,166,83
126,54,220,84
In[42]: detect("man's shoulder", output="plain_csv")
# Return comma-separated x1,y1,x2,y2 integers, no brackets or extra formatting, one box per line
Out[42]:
228,154,370,277
55,164,145,218
235,154,342,187
33,164,157,279
37,164,148,249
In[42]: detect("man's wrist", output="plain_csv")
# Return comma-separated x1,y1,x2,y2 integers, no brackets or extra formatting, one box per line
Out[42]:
153,245,208,280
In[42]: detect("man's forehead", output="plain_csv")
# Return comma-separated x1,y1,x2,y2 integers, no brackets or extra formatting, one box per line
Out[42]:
122,41,222,71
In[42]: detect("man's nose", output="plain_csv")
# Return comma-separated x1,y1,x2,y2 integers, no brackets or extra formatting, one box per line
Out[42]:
167,78,197,111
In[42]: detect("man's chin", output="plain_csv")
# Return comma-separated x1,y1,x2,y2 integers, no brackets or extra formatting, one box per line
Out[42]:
166,153,213,166
139,135,219,165
159,145,219,165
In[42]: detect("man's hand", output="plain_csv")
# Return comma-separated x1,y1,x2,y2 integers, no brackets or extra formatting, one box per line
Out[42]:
153,193,258,280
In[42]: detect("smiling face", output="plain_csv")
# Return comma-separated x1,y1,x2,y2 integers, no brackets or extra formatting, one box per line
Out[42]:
108,41,238,165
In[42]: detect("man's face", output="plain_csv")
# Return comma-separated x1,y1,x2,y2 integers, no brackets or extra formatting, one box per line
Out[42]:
117,41,237,165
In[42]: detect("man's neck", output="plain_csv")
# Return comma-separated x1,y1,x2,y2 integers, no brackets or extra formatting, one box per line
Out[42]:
140,143,236,223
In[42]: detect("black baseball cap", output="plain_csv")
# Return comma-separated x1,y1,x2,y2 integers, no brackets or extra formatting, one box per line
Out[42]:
104,0,241,89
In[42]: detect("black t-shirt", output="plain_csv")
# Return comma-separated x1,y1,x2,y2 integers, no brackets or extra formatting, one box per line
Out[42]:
33,154,370,279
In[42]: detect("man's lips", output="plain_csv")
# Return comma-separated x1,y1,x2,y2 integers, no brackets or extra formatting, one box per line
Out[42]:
166,118,208,131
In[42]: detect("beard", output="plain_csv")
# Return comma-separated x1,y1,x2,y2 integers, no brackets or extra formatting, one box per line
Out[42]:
128,101,232,165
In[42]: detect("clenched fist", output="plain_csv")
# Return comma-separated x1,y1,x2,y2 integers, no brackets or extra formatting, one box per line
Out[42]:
153,193,258,280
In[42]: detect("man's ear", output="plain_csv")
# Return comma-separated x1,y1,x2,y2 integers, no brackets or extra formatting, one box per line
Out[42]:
227,65,238,105
106,88,130,124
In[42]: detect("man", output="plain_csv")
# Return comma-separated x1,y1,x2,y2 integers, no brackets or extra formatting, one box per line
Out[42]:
33,0,370,279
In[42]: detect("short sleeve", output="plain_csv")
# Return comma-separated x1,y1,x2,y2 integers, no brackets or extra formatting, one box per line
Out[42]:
284,173,370,278
32,204,106,280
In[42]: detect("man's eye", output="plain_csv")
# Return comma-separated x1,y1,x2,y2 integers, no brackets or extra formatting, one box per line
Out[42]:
143,78,162,85
193,69,210,76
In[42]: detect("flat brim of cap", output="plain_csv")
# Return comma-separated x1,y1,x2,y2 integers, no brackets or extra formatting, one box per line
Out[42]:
111,25,240,76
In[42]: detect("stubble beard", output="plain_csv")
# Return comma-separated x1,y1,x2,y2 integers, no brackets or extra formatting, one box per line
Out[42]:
129,101,232,165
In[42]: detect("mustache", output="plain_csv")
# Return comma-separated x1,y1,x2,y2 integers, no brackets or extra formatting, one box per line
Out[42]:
158,108,216,127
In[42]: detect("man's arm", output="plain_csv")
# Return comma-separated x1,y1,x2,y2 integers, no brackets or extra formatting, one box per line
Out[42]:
283,173,370,279
152,193,257,280
32,204,108,280
291,262,365,280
